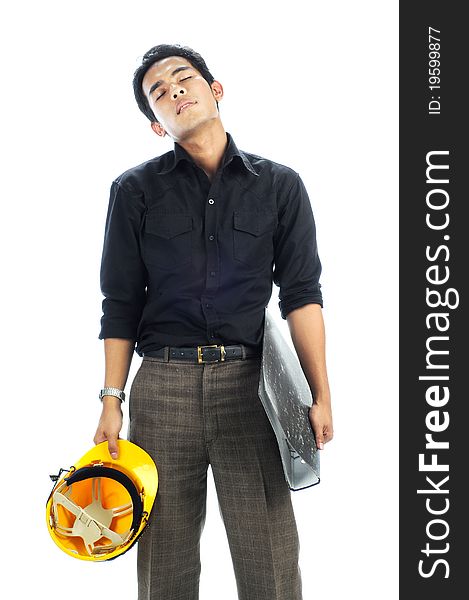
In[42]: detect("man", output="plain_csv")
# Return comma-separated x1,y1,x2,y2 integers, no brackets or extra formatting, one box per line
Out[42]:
94,43,333,600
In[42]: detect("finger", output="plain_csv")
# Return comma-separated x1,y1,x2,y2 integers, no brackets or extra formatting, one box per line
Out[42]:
314,430,324,450
107,435,119,460
93,431,106,445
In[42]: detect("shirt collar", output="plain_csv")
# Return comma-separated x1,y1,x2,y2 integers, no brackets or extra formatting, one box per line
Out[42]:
157,131,259,177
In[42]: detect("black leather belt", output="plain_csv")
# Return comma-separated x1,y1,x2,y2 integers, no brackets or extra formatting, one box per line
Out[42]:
143,344,261,364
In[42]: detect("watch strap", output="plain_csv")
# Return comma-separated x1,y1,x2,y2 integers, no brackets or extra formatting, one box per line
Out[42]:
99,387,125,403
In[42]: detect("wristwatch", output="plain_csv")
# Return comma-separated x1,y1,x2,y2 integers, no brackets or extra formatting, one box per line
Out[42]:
99,387,126,403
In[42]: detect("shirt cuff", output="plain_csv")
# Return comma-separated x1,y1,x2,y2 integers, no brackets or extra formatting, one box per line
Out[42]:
98,320,138,341
279,295,323,320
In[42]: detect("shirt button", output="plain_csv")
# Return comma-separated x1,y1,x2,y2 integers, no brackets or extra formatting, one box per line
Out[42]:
205,303,212,308
208,198,215,204
210,271,216,276
208,235,215,241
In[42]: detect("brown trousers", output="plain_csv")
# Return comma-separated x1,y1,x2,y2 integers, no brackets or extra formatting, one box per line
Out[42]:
128,353,302,600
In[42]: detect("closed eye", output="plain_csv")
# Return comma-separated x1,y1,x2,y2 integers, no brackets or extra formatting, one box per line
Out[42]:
155,76,192,101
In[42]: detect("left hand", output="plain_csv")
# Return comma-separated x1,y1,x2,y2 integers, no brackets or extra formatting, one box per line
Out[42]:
308,402,333,450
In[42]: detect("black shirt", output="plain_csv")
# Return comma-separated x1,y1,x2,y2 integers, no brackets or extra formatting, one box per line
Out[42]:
98,131,323,356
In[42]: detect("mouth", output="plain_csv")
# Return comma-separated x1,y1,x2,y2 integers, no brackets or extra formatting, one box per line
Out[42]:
177,100,196,115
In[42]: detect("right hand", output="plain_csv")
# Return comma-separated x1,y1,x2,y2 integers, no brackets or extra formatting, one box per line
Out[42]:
93,397,123,459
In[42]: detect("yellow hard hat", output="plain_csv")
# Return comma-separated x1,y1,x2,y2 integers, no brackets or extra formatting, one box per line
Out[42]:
46,439,158,561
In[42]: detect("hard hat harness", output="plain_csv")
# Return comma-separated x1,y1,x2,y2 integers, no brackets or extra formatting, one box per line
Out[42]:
50,465,144,557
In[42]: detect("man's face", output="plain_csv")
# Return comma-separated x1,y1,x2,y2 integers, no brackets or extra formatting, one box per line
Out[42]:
141,56,223,140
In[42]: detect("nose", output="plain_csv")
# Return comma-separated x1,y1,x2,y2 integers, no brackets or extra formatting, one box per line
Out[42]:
170,83,187,100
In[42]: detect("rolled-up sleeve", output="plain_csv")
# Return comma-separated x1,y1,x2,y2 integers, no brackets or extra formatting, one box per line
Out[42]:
98,179,147,340
273,172,323,319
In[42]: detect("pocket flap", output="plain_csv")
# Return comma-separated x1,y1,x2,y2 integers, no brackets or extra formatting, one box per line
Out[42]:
145,214,193,239
233,211,277,236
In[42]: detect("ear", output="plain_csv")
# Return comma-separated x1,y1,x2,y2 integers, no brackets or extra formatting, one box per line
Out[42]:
210,80,224,102
151,121,166,137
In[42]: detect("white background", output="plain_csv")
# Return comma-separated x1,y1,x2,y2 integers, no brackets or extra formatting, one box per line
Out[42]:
1,1,398,597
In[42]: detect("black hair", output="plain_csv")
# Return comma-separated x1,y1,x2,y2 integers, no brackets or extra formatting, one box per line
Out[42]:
133,43,218,123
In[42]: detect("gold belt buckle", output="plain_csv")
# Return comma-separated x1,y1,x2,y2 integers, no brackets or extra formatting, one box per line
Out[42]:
197,344,226,364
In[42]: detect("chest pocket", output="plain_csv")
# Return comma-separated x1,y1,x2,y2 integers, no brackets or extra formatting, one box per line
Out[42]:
233,210,277,268
144,213,193,270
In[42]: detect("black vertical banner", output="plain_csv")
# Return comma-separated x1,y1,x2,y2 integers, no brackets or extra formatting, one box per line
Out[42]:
400,2,467,597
